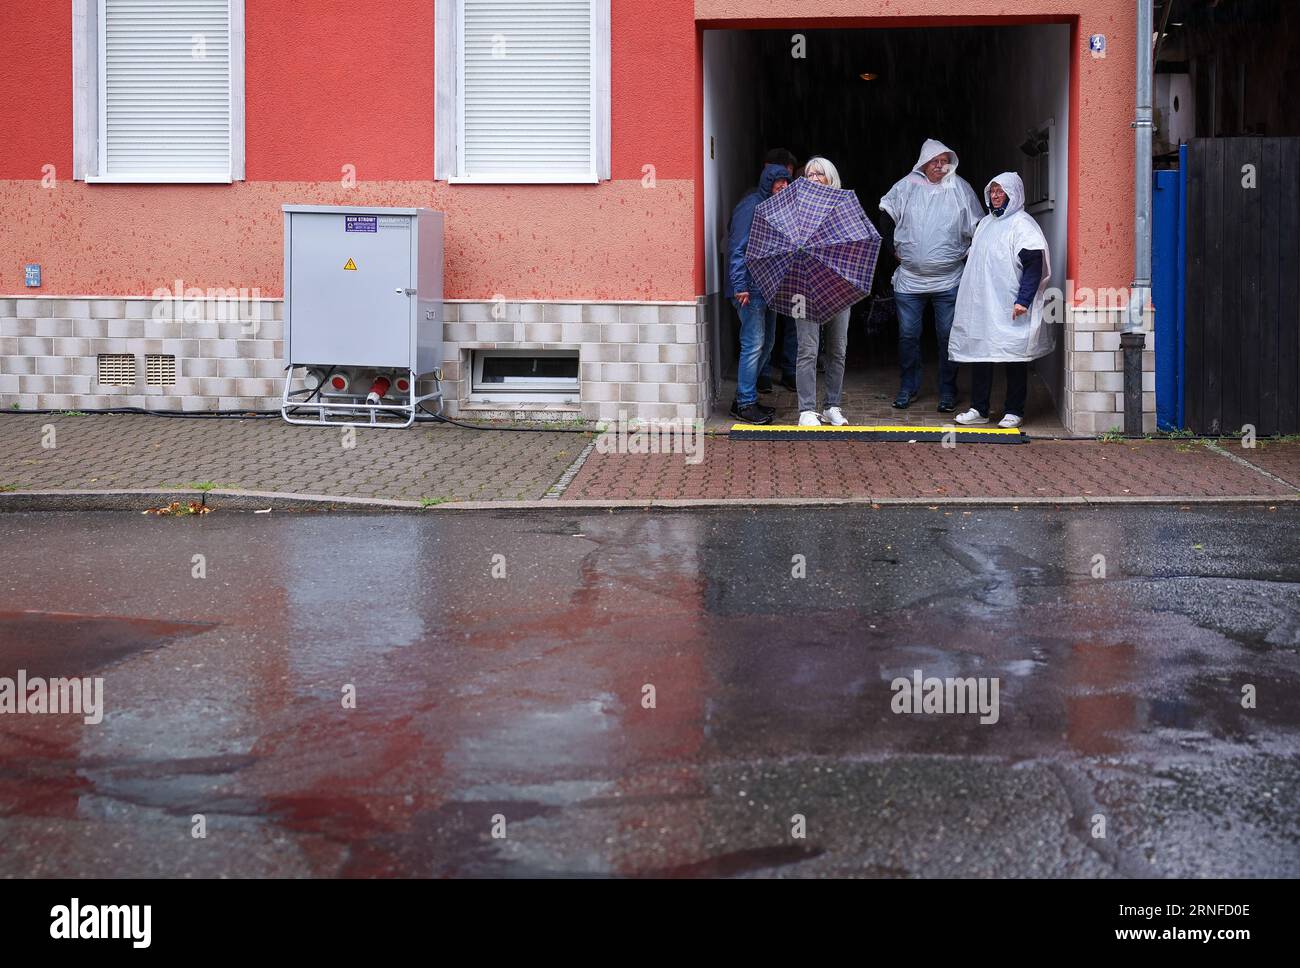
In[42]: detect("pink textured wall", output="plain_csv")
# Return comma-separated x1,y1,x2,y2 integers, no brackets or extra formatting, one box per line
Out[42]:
0,179,694,300
243,2,437,181
0,0,697,299
697,0,1114,22
0,1,73,179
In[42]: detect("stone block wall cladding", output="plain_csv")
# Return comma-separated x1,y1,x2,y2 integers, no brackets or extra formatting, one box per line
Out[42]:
1,296,1157,434
0,297,286,412
1062,305,1157,436
0,297,714,424
429,298,711,423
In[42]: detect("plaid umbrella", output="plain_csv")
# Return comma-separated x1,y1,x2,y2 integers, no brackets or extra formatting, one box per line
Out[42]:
744,178,882,321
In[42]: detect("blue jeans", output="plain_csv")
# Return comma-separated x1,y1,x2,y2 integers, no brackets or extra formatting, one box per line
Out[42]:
759,312,798,380
895,286,959,401
796,309,850,413
733,295,768,406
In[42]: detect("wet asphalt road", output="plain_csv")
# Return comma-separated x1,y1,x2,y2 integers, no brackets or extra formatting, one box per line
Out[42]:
0,504,1297,878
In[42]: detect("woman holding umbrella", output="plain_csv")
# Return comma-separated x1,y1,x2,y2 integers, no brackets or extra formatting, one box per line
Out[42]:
795,157,851,427
744,157,881,428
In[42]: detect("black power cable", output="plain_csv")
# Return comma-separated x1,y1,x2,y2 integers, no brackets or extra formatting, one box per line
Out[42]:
1,406,279,419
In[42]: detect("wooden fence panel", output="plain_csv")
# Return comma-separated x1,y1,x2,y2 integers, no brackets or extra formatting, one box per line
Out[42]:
1184,137,1300,434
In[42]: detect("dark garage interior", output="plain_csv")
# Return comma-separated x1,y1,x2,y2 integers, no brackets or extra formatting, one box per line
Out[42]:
703,25,1070,427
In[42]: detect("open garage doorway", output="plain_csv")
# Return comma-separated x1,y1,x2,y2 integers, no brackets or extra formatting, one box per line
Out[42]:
703,24,1071,432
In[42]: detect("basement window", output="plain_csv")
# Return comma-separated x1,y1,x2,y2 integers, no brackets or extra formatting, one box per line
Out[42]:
471,350,579,401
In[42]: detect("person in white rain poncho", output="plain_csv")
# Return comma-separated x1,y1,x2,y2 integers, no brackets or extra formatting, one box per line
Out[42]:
950,172,1053,430
879,139,984,412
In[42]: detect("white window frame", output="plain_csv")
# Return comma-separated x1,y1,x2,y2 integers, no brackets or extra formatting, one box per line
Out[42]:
471,349,581,397
436,0,610,184
73,0,246,183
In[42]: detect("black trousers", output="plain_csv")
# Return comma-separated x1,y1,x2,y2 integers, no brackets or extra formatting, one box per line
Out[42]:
969,361,1028,418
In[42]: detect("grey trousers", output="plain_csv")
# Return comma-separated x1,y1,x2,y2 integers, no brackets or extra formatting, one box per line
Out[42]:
796,308,850,414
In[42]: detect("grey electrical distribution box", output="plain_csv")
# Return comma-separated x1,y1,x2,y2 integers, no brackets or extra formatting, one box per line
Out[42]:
281,205,444,427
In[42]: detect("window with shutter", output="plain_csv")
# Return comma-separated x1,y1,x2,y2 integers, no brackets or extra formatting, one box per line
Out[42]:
77,0,244,183
441,0,610,183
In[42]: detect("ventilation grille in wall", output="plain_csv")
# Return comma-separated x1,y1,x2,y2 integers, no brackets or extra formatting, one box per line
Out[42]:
96,354,136,387
145,354,177,387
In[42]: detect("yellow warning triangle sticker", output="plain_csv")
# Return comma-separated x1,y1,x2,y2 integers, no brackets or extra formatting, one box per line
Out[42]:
343,258,357,270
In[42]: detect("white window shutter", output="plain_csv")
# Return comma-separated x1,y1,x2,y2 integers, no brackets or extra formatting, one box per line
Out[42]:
100,0,232,179
460,0,595,180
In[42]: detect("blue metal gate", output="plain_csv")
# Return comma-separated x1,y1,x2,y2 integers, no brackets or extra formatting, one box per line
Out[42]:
1152,144,1187,430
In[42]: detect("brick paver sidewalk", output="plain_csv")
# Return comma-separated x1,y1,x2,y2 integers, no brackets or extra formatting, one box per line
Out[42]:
0,413,585,503
1,413,1296,505
561,436,1300,502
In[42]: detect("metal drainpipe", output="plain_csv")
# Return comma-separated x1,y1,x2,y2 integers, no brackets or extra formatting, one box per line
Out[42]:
1124,0,1155,435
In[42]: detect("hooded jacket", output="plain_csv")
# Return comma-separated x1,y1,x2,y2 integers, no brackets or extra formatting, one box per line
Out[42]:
726,163,790,298
879,139,984,294
949,172,1055,363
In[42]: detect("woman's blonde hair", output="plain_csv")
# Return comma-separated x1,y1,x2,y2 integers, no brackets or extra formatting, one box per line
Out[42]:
804,156,842,189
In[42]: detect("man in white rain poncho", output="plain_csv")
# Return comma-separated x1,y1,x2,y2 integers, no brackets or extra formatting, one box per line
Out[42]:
950,172,1053,430
879,139,984,412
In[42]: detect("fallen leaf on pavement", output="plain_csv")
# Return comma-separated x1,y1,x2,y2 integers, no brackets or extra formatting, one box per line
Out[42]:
144,501,210,516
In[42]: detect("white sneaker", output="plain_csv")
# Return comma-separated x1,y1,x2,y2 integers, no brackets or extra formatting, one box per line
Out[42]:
823,406,848,426
798,410,822,427
955,408,989,425
998,414,1023,429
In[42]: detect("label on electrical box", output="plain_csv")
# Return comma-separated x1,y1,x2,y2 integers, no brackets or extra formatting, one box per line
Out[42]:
378,216,410,230
345,216,378,233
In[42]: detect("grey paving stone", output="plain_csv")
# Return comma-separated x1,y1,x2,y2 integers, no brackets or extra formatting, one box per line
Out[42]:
0,414,585,502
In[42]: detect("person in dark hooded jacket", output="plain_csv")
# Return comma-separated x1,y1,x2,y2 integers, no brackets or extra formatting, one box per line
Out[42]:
726,162,791,423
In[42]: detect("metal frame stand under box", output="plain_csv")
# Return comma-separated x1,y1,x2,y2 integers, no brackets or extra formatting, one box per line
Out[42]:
280,205,445,428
